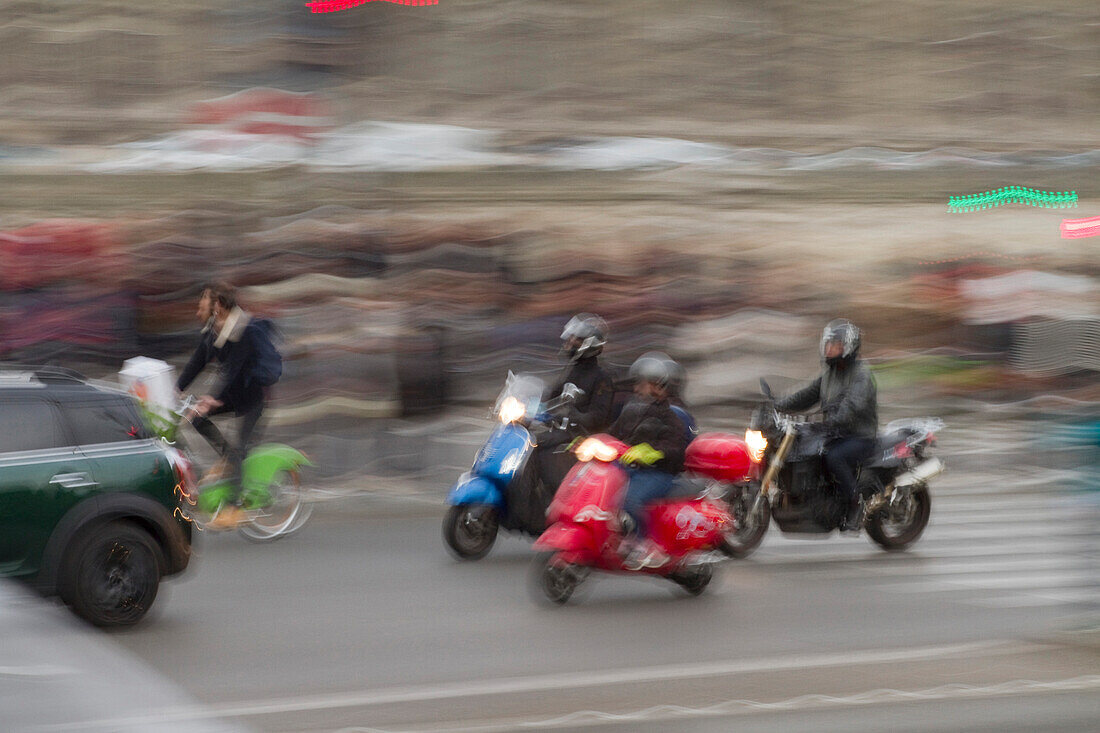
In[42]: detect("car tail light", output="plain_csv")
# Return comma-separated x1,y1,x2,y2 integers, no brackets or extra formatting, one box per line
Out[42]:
166,447,197,505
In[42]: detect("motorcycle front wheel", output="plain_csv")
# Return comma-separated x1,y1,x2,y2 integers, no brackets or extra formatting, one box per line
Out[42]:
531,551,579,605
866,490,930,551
720,487,770,559
443,504,499,560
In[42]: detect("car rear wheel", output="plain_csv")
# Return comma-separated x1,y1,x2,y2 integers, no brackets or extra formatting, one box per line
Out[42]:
59,521,163,628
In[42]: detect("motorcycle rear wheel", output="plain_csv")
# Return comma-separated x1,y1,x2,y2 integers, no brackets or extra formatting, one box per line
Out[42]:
866,490,930,551
531,551,579,605
720,487,770,559
443,504,499,560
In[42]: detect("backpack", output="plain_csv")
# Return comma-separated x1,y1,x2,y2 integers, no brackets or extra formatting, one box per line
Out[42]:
250,317,283,387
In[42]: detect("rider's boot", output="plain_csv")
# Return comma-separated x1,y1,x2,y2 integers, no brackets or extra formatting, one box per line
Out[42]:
840,498,863,534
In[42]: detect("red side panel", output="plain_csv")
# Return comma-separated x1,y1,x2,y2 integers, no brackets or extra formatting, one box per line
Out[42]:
648,499,733,553
533,523,597,556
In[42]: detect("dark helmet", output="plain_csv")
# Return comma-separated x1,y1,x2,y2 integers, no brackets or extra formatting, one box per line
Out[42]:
629,351,680,389
560,313,608,361
820,318,861,366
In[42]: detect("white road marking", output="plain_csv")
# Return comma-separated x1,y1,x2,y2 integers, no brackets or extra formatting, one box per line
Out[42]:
31,640,1047,730
0,664,76,678
329,675,1100,733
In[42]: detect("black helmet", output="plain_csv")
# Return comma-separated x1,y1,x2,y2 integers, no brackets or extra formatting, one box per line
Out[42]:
629,351,679,389
820,319,861,366
560,313,608,361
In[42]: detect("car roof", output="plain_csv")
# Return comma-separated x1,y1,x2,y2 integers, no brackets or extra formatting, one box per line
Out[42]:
0,367,128,400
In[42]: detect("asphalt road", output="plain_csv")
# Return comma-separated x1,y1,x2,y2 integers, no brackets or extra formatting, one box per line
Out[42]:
8,408,1098,733
97,462,1099,733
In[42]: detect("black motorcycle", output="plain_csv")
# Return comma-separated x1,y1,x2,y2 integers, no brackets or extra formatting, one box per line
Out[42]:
722,379,944,556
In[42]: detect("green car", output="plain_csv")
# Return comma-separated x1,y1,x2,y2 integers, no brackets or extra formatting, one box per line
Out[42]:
0,367,193,627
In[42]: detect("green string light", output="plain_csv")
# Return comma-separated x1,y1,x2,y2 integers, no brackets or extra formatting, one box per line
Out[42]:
949,187,1078,212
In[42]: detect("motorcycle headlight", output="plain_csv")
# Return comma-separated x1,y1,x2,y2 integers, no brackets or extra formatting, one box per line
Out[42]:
745,429,767,462
498,396,526,424
574,437,620,462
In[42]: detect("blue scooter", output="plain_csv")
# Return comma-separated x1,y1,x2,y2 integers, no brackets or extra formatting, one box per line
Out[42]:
443,373,580,560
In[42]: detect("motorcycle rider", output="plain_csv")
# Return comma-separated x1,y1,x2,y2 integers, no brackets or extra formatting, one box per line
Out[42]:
611,351,690,569
776,319,878,531
510,314,615,531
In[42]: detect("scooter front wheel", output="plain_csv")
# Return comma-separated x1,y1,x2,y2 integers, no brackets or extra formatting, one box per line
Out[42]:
443,504,499,560
531,551,579,605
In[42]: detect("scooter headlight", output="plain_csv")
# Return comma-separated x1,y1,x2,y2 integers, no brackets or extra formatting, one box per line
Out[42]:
574,437,620,463
745,429,767,463
498,396,526,424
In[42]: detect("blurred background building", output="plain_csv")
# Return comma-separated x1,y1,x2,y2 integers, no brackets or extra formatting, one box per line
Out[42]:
0,0,1096,485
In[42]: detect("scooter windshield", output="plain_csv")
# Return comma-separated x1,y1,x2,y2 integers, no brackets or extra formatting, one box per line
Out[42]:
492,373,546,424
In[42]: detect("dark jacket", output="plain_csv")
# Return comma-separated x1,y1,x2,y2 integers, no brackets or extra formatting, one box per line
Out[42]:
545,356,614,435
178,308,265,415
776,359,878,438
177,318,217,394
609,396,688,474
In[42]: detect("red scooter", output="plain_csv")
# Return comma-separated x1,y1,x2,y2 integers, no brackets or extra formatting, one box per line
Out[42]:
530,432,752,603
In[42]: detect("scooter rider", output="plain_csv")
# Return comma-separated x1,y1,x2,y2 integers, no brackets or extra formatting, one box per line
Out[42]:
545,313,614,437
611,352,690,569
510,314,615,532
776,319,878,531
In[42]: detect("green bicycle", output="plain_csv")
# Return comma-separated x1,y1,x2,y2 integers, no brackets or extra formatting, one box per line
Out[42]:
145,395,314,542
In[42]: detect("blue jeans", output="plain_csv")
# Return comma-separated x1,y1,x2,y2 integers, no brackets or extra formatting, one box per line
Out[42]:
622,467,675,538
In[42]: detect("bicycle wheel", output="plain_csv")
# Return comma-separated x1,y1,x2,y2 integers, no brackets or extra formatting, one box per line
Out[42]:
239,471,311,542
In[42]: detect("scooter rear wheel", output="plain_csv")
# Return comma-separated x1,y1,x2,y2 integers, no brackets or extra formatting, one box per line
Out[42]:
670,563,713,596
532,551,579,605
443,504,499,560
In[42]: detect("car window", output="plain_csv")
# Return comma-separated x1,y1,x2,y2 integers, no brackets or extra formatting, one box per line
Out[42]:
59,399,150,446
0,399,70,452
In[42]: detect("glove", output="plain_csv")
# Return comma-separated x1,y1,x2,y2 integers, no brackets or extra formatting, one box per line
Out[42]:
621,442,664,467
533,411,552,424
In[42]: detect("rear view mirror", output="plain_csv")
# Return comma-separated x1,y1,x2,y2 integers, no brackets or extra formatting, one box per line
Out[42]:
759,378,774,400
